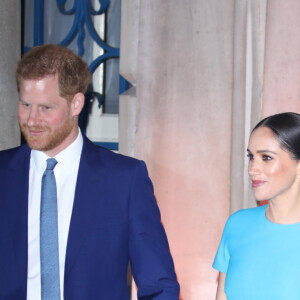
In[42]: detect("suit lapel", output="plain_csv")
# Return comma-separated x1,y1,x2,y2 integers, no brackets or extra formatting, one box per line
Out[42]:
64,138,107,278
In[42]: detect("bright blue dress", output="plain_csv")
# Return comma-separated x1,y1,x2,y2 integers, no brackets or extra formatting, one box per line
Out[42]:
213,205,300,300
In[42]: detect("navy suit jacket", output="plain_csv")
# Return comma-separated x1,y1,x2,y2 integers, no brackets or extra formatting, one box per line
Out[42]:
0,136,179,299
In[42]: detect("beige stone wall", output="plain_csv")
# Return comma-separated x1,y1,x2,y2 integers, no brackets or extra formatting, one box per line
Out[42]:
262,0,300,115
0,0,21,150
120,0,300,299
120,1,233,298
134,1,234,298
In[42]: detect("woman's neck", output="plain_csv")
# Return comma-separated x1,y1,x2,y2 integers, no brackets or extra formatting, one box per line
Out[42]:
266,196,300,224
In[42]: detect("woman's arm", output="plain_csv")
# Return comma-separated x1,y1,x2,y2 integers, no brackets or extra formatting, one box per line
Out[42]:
216,272,227,300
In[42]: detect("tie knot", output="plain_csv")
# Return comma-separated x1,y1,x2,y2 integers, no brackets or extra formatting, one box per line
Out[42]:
46,158,57,171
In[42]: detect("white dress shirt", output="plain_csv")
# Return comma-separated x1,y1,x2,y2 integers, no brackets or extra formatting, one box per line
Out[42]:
27,131,83,300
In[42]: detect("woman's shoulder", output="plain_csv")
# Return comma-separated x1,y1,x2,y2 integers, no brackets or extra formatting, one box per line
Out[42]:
231,204,266,218
226,205,267,227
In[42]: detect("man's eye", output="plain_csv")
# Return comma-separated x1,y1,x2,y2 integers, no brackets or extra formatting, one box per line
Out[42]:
41,106,52,111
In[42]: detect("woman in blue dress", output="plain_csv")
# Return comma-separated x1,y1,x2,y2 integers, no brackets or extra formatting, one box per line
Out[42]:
214,112,300,300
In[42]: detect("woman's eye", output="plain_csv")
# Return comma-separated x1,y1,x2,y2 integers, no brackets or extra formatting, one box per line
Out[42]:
247,153,254,160
262,155,272,161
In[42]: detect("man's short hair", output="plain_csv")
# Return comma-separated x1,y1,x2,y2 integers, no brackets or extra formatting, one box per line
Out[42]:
16,44,91,100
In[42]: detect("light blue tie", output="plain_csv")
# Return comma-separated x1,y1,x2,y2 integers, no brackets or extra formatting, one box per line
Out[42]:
40,158,61,300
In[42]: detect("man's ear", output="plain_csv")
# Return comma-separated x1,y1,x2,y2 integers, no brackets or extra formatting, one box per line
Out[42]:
71,93,85,116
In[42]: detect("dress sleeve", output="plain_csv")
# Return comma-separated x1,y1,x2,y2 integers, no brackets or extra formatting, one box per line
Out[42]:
213,219,231,274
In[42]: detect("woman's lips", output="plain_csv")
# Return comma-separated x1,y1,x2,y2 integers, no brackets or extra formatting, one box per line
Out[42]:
252,180,265,188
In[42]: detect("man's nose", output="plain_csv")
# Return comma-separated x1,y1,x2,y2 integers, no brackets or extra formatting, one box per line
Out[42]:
27,107,40,126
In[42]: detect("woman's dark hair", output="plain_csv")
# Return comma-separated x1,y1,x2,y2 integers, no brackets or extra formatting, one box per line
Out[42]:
252,112,300,160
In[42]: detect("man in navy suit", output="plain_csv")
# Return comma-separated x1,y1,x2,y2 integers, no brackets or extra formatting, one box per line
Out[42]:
0,44,179,299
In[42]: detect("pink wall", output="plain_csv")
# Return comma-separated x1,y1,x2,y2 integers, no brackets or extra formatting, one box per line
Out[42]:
120,0,300,298
263,1,300,116
132,1,233,298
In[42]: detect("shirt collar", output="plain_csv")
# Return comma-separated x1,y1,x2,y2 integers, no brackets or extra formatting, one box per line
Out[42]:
31,129,83,174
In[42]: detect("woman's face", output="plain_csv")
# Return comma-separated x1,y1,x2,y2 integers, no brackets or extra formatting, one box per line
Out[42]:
247,126,300,202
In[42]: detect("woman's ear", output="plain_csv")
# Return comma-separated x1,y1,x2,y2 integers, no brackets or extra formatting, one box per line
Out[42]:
296,160,300,176
71,93,85,116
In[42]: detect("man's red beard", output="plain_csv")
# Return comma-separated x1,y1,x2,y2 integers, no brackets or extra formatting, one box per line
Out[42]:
19,119,73,152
